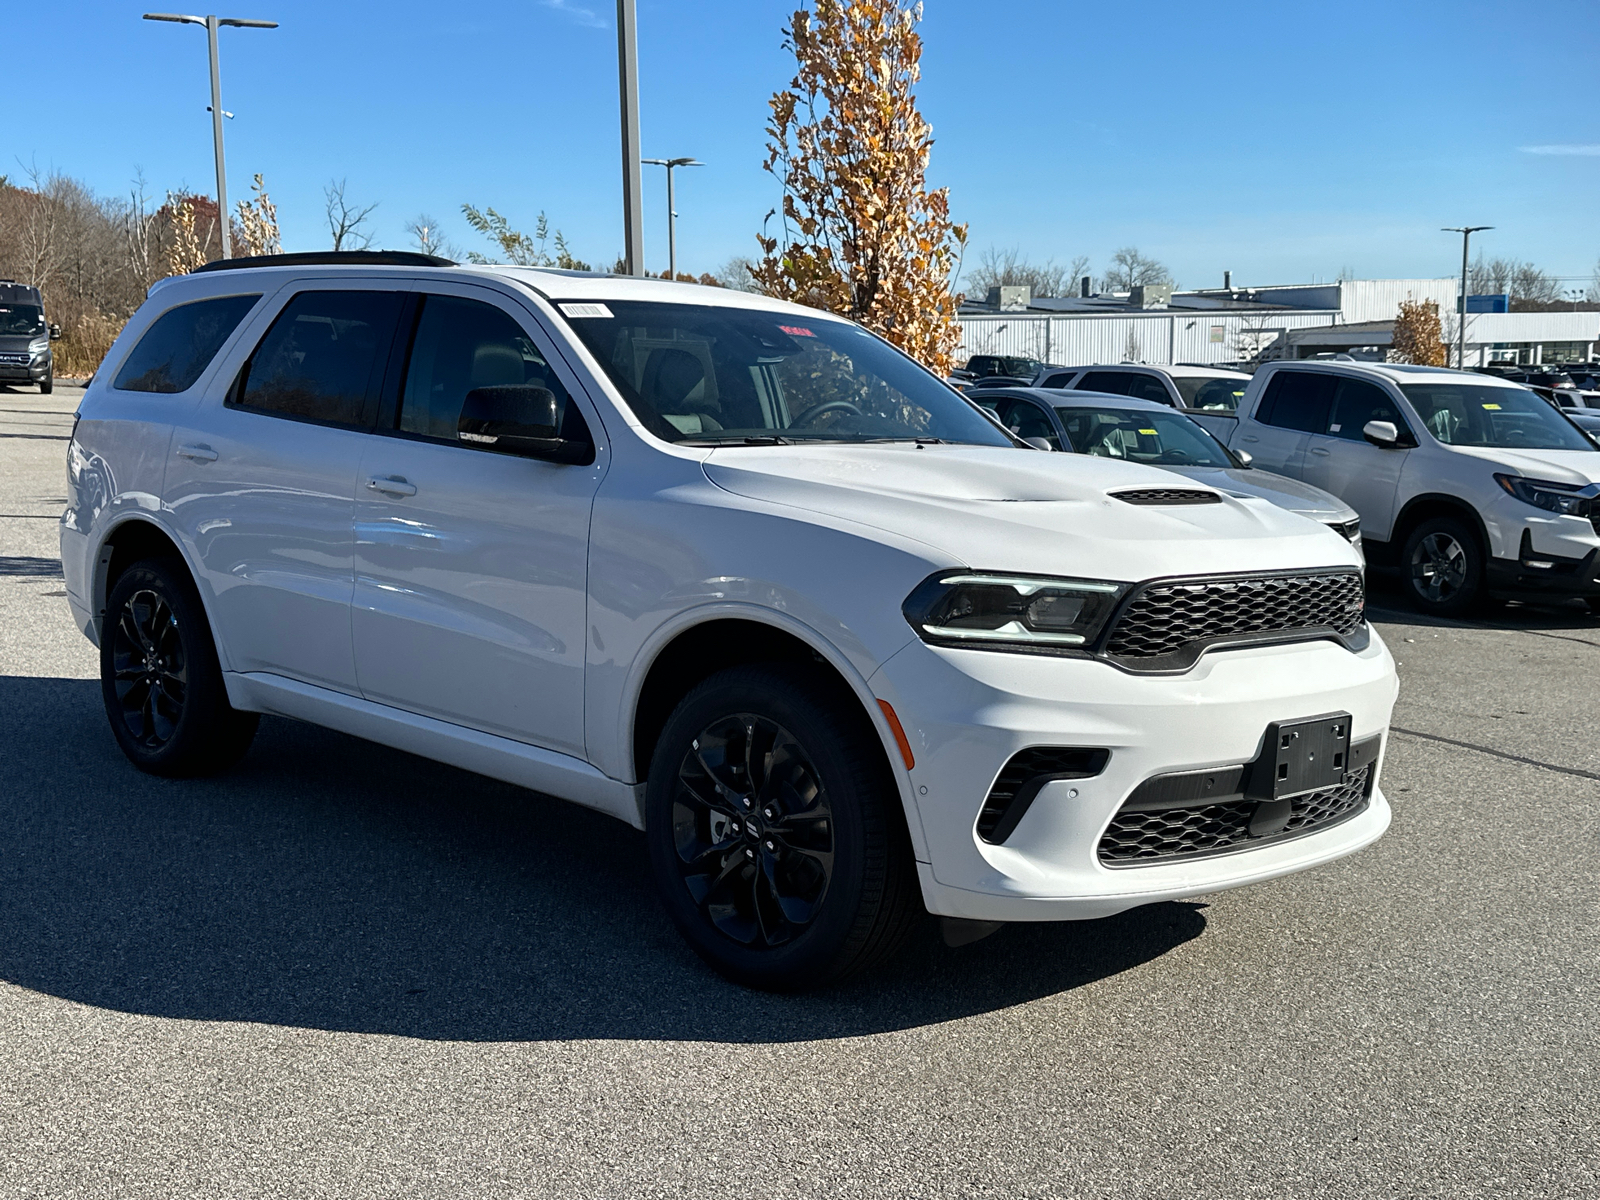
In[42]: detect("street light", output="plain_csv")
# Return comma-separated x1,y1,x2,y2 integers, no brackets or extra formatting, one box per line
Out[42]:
616,0,644,277
144,12,278,259
1442,225,1492,369
642,157,703,279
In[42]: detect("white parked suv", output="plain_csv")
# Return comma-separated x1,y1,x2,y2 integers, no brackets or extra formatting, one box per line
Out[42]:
1036,362,1253,413
61,252,1398,989
1217,360,1600,615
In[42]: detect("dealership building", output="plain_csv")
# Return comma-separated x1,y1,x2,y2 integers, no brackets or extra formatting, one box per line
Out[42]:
956,277,1599,368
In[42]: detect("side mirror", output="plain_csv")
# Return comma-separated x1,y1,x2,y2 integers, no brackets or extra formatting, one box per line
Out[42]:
458,385,591,464
1022,436,1054,451
49,323,61,340
1232,448,1254,468
1363,420,1401,448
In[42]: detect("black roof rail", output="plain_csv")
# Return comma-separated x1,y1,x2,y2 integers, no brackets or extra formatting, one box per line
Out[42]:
192,250,455,273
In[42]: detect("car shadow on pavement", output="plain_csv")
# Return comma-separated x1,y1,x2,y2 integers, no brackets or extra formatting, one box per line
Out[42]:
0,675,1204,1043
1365,572,1600,635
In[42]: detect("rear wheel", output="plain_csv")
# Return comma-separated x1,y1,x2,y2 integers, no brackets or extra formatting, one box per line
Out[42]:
645,665,919,991
101,558,258,776
1402,516,1484,617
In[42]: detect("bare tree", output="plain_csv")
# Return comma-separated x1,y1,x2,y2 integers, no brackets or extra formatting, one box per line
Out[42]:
963,247,1090,298
324,178,378,251
713,254,759,291
1103,246,1173,292
405,214,459,259
1589,256,1600,304
1467,255,1561,305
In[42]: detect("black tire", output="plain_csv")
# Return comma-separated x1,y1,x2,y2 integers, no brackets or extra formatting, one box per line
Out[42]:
645,664,920,991
40,370,53,395
1402,516,1484,617
101,557,258,776
1586,597,1600,617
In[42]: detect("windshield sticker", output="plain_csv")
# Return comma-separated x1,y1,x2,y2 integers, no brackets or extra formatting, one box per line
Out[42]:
1482,403,1502,410
778,325,816,337
1138,429,1158,435
558,302,614,319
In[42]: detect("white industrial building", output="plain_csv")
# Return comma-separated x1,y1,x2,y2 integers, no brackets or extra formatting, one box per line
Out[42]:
957,277,1599,368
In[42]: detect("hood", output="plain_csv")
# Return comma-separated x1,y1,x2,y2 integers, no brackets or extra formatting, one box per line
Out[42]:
702,444,1357,580
0,333,43,351
1163,465,1358,522
1446,445,1600,486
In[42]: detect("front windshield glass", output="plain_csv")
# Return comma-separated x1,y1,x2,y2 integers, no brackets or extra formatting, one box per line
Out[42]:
1173,375,1247,410
1400,383,1593,451
561,300,1012,446
0,304,45,336
1055,405,1234,467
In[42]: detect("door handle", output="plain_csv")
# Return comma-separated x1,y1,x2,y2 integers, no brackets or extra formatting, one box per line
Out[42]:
1309,446,1331,457
1241,435,1260,443
175,443,218,463
367,475,418,498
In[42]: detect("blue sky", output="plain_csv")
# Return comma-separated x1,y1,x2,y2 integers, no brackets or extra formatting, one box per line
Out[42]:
15,0,1600,290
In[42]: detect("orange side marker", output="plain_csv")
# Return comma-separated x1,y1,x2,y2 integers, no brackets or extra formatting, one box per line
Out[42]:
877,700,916,771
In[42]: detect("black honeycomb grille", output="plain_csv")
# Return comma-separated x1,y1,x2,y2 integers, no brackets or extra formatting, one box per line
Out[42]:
1103,571,1364,661
1097,765,1371,865
1112,488,1222,506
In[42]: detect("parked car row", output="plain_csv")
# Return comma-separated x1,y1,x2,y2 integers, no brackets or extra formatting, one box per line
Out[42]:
66,258,1397,990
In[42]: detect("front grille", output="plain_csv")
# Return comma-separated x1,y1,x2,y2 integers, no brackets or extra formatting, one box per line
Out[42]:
1103,571,1364,663
978,746,1109,844
0,353,30,366
1112,488,1222,506
1098,764,1371,865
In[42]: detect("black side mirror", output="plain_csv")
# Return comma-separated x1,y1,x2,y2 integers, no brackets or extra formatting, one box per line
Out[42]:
48,323,61,340
458,385,592,464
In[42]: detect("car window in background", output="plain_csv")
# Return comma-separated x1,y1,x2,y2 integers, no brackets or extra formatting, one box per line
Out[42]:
560,300,1012,446
1038,372,1076,389
0,303,46,336
1002,399,1061,449
1175,376,1248,411
396,294,586,445
1075,371,1134,395
112,294,260,394
1326,378,1408,442
1125,374,1174,405
1256,371,1335,432
1401,382,1593,451
1055,405,1233,467
1000,356,1043,377
233,290,403,427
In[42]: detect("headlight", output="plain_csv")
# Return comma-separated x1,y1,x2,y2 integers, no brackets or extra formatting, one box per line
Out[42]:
903,572,1128,651
1494,473,1596,516
29,336,50,354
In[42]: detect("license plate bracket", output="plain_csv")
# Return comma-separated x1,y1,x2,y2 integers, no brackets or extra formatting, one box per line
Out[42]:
1246,712,1351,801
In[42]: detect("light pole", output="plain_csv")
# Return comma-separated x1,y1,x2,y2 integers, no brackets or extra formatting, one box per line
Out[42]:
616,0,645,277
1442,225,1492,369
642,157,702,279
144,12,278,259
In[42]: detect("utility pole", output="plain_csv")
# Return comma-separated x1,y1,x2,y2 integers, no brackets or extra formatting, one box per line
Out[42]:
145,12,278,259
1442,225,1492,369
616,0,645,276
642,157,702,279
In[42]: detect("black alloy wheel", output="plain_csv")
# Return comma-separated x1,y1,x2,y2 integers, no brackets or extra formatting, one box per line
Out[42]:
646,665,919,991
1403,516,1484,617
100,558,259,776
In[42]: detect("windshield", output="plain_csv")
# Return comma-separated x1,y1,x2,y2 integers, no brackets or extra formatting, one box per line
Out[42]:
0,304,45,336
1055,405,1234,467
561,300,1012,447
1401,383,1593,451
1173,375,1248,410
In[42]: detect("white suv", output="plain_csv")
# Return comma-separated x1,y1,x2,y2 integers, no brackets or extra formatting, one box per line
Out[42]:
62,253,1398,989
1219,361,1600,615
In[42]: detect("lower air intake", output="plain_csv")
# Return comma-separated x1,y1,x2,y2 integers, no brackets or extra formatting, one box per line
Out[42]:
978,747,1109,844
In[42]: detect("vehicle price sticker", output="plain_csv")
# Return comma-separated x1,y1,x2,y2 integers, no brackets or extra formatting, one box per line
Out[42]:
559,302,614,319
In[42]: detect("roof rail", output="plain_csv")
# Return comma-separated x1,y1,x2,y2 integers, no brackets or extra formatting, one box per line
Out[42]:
192,250,455,274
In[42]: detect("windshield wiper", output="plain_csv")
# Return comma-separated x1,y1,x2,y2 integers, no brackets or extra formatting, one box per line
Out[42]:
678,434,794,446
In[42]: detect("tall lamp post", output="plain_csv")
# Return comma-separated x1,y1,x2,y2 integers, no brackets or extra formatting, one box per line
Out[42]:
616,0,645,277
144,12,278,259
642,157,702,279
1442,225,1492,369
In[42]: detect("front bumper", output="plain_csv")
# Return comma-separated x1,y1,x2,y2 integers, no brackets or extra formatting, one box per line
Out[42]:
873,630,1398,922
1483,497,1600,598
0,351,50,382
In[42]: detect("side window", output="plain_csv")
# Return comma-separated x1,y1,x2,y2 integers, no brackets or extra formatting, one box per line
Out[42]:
1327,378,1408,441
1256,371,1334,432
233,291,403,427
1039,372,1075,389
113,294,261,393
1126,374,1174,405
1076,371,1134,395
1004,400,1061,449
396,294,587,447
1189,378,1245,411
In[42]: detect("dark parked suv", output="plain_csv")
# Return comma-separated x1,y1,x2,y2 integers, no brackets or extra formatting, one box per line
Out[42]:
0,281,60,393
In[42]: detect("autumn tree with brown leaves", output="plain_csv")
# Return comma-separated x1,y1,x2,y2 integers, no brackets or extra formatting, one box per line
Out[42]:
753,0,967,374
1391,299,1447,366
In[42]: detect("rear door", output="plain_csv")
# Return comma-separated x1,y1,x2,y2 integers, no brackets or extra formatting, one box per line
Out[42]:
1235,369,1334,478
1300,375,1413,540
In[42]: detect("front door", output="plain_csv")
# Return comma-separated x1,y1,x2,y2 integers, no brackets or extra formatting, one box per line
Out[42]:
1236,369,1336,478
164,285,404,692
1300,375,1413,541
351,285,605,758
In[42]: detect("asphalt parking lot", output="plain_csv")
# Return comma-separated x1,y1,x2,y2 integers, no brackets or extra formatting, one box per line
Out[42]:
1,383,1596,1199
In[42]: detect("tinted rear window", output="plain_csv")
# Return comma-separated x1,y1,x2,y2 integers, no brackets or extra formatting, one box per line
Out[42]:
113,294,260,393
233,291,403,427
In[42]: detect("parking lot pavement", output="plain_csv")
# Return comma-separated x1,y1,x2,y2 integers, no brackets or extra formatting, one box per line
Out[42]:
1,386,1595,1199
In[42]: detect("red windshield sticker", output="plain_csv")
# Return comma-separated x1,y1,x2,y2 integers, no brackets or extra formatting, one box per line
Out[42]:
779,325,816,337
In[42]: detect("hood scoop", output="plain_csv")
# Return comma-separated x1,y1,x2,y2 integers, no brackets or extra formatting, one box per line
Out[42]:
1111,488,1223,506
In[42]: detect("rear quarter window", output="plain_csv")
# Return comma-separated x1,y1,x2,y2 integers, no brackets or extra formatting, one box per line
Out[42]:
113,294,261,393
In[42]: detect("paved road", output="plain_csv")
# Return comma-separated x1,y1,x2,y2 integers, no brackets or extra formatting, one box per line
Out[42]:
2,383,1596,1198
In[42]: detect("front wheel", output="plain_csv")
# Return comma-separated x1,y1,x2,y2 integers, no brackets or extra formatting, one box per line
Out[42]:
645,665,919,991
1402,516,1484,617
40,369,53,395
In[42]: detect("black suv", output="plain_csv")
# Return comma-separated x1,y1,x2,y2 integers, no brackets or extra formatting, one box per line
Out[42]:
0,281,60,393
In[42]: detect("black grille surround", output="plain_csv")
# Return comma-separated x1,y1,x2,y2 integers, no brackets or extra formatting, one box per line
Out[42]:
1098,763,1373,867
1099,569,1367,673
1111,488,1223,506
